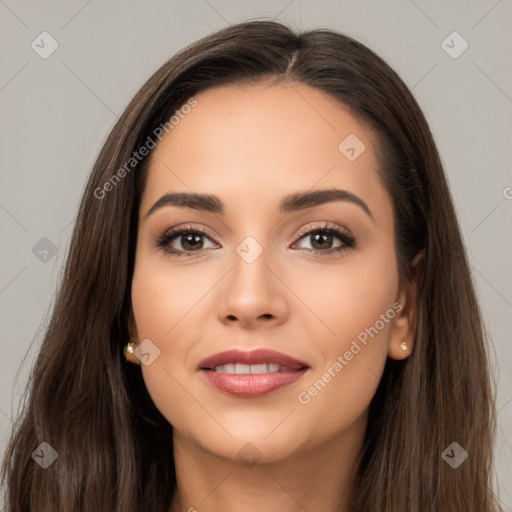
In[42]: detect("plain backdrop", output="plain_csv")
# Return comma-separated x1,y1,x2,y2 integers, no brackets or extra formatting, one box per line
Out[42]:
1,0,511,508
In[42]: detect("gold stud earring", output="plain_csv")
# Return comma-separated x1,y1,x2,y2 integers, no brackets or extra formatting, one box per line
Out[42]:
400,338,407,352
124,341,135,355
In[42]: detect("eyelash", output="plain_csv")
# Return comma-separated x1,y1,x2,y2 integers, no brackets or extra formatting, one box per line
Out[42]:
155,223,356,258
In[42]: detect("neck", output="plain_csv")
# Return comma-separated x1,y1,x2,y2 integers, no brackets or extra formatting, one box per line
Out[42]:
169,413,366,512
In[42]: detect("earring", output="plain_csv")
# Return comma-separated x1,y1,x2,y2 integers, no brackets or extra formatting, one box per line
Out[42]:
400,338,407,352
124,341,135,355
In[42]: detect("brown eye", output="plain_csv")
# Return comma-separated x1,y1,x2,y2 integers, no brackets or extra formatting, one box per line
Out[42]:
156,226,218,257
294,224,356,255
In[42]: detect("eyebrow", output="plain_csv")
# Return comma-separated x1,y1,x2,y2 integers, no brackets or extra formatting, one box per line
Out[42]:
144,188,374,221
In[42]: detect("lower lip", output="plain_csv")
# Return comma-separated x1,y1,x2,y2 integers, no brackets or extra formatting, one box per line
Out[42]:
200,369,308,397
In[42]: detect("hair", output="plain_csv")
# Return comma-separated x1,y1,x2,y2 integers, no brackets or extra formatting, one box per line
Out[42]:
1,19,501,512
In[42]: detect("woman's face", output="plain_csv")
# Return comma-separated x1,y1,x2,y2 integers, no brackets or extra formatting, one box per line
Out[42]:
130,80,414,463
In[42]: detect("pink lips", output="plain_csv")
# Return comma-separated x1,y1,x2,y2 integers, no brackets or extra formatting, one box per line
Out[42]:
198,348,309,398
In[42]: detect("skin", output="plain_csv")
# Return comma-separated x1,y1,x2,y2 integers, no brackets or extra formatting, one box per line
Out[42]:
127,80,422,512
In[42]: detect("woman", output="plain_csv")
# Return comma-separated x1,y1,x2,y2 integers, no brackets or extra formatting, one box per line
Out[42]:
1,20,501,511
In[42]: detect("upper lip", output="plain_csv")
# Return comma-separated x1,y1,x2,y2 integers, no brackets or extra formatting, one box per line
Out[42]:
198,348,309,370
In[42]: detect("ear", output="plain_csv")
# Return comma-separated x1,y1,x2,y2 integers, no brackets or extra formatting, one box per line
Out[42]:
124,309,141,365
388,251,425,360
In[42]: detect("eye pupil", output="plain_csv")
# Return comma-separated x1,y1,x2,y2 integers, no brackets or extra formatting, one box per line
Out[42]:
182,233,203,250
311,233,332,250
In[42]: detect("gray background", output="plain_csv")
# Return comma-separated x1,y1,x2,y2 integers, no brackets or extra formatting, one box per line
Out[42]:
1,0,511,507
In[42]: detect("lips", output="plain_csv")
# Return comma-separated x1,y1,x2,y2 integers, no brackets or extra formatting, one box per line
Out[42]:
198,348,308,371
198,348,310,398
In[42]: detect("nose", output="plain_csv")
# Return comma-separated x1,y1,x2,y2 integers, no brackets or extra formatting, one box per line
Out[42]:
216,249,289,329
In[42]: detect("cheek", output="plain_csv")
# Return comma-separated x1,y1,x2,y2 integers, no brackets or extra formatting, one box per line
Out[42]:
130,254,216,430
330,268,397,344
292,250,398,424
293,242,398,350
130,251,209,340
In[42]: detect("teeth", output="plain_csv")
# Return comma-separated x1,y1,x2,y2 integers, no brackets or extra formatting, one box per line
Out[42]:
250,363,267,374
212,363,293,374
235,363,250,374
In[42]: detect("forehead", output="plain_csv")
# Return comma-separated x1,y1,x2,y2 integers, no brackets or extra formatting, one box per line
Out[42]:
141,81,387,218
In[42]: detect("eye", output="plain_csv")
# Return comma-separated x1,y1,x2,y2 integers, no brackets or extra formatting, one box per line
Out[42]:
155,224,218,257
155,222,356,258
292,223,356,255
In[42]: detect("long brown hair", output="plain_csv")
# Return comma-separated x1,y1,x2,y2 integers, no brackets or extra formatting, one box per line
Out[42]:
1,20,501,511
